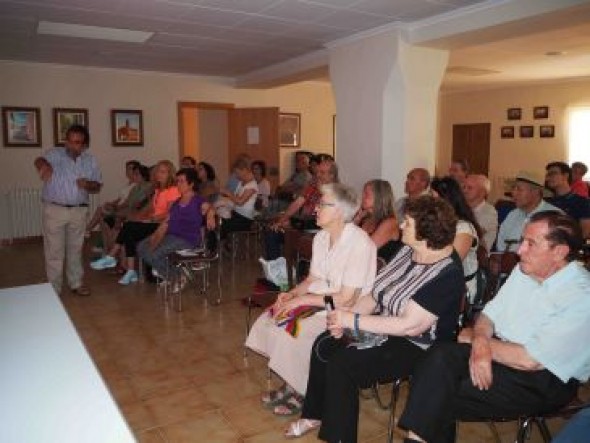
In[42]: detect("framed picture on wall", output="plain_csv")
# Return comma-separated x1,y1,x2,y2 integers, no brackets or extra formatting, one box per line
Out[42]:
111,109,143,146
53,108,89,146
2,106,41,147
520,125,534,138
279,113,300,148
533,106,549,119
507,107,522,120
500,126,514,138
540,125,555,138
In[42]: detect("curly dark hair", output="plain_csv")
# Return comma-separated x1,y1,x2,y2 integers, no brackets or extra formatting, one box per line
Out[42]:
197,161,216,182
251,160,267,178
431,176,483,240
405,195,457,250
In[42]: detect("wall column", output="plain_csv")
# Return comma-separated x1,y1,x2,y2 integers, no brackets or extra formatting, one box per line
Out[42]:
329,29,448,197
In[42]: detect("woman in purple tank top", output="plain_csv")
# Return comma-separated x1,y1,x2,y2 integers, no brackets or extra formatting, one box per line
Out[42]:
138,168,215,290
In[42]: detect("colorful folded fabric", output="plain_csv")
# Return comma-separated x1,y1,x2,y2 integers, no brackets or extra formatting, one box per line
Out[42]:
274,305,323,337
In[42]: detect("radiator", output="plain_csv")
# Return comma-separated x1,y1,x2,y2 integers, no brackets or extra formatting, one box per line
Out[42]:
0,189,99,242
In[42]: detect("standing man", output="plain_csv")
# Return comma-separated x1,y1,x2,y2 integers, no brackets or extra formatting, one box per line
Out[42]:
462,174,498,251
545,161,590,238
34,125,102,296
399,211,590,443
496,171,560,252
393,168,430,223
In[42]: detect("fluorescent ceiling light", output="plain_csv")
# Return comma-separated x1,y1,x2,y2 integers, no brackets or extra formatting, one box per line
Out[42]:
37,21,153,43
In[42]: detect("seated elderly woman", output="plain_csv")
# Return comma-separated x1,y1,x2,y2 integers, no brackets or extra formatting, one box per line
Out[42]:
354,179,401,263
245,183,376,416
137,168,215,290
285,195,465,441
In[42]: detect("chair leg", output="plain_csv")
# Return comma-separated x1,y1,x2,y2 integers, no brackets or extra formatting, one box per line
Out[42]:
516,417,532,443
486,421,502,443
386,379,403,443
534,417,552,443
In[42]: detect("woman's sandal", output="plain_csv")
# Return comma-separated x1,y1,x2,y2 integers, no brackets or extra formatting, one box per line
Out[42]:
261,384,291,408
284,418,321,439
273,393,304,416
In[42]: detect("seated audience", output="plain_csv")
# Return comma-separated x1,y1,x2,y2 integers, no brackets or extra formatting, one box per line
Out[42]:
246,183,376,417
448,159,469,185
496,171,560,252
252,160,271,210
225,153,251,194
431,177,482,302
285,196,464,440
571,161,589,198
353,179,401,262
398,211,590,443
393,168,430,223
196,161,219,203
137,168,214,290
180,155,197,169
462,174,498,251
264,158,338,260
277,151,312,199
97,163,152,251
85,160,139,239
90,160,180,285
309,153,334,179
219,157,258,239
545,161,590,238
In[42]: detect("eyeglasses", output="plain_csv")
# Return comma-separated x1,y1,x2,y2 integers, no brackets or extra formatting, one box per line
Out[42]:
317,201,336,208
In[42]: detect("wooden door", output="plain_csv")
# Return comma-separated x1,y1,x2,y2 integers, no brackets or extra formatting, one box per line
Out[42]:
452,123,491,175
228,107,280,190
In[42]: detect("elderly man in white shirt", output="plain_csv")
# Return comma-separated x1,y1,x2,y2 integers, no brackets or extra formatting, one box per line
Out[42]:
496,171,560,252
462,174,498,252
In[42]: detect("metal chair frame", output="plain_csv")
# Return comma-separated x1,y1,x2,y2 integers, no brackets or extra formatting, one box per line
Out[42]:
164,224,222,311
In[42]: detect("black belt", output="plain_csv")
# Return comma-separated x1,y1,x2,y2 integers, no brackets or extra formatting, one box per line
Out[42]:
48,202,89,208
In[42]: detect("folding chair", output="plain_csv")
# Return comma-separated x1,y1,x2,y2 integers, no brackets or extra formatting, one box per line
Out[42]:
165,224,222,311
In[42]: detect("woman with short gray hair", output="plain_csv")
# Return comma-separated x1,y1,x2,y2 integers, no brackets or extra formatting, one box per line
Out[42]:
245,182,376,417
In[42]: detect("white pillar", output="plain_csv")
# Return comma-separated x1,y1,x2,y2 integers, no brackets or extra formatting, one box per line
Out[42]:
329,29,448,198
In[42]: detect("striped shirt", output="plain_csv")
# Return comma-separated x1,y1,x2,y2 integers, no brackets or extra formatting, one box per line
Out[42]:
41,147,102,205
372,245,463,348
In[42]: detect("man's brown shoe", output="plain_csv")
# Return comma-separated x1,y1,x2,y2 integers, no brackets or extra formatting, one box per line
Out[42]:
72,285,91,296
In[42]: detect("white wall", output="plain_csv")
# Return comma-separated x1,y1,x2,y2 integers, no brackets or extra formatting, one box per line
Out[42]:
438,78,590,201
0,60,335,201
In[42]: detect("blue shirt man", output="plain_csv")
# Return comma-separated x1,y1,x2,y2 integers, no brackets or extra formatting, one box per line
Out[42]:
34,125,102,296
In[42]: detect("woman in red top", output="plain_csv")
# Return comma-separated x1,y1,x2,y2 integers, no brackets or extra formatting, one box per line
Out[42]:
91,160,180,285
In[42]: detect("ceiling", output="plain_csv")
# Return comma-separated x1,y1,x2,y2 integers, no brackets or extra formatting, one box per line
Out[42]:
1,0,590,90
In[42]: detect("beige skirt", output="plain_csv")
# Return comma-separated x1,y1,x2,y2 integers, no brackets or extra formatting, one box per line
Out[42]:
245,310,327,395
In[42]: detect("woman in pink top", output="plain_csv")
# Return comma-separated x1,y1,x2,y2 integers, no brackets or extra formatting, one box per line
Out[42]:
91,160,180,285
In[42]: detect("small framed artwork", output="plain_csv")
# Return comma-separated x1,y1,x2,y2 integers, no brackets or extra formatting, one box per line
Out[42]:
540,125,555,138
500,126,514,139
533,106,549,119
111,109,143,146
520,125,534,138
2,106,41,147
507,107,522,120
279,113,301,148
53,108,89,146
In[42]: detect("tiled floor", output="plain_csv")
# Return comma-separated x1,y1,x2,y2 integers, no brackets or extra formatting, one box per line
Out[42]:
0,240,583,442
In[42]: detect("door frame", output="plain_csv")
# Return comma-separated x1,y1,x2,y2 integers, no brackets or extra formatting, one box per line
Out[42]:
177,101,235,162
